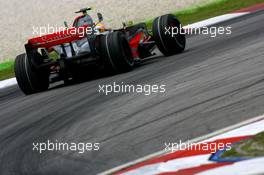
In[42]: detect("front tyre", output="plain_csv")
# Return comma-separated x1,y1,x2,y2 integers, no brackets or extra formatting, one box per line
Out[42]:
15,53,49,95
152,14,186,56
99,31,134,73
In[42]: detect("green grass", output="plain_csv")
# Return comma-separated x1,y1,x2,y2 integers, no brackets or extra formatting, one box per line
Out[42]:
145,0,264,28
1,0,264,81
222,132,264,158
0,61,14,81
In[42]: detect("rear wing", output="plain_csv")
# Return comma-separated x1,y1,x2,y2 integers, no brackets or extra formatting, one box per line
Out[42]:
27,25,89,49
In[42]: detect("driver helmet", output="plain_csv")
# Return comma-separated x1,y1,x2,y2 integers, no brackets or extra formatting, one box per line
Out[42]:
95,22,106,32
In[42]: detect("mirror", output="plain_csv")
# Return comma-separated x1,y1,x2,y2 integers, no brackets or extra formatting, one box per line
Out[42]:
64,21,69,28
97,13,103,22
122,22,126,28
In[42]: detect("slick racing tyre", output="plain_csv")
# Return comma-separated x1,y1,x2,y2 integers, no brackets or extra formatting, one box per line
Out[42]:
15,53,49,95
99,31,134,73
152,14,186,56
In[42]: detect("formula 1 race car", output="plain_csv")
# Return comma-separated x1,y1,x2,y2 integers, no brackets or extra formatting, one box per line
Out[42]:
15,7,186,95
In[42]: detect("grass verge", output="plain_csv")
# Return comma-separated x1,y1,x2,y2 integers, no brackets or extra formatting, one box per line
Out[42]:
221,132,264,158
0,61,14,81
1,0,264,81
145,0,264,28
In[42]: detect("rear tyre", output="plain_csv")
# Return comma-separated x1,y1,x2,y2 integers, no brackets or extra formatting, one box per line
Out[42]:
15,53,49,95
99,31,134,73
152,14,186,56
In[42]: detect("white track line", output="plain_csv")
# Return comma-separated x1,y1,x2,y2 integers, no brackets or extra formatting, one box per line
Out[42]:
183,13,249,30
0,78,17,89
100,114,264,175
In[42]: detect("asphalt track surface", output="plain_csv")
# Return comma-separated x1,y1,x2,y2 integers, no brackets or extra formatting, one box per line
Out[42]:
1,11,264,175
